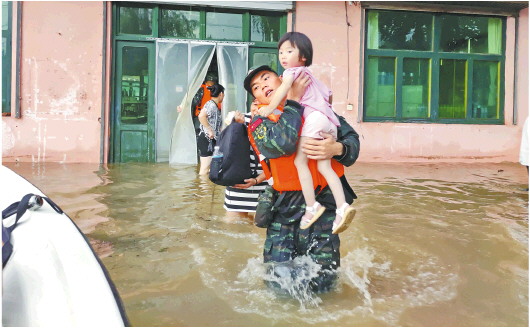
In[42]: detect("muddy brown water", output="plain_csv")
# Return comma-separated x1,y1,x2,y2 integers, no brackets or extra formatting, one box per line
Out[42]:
3,162,528,326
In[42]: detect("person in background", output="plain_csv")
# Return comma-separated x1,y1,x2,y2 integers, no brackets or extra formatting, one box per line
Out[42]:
197,84,224,175
191,74,218,134
178,73,218,160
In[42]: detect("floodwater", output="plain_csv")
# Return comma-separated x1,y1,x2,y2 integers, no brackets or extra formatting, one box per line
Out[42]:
3,161,529,326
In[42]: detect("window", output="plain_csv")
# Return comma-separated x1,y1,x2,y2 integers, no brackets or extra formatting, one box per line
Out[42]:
159,8,200,39
364,10,505,124
2,1,12,115
206,12,243,40
118,5,153,35
121,47,149,124
115,3,286,45
251,14,282,43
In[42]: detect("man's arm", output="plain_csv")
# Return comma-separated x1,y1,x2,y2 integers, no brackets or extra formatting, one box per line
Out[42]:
334,115,360,166
257,75,295,117
249,73,310,159
250,100,304,159
302,114,360,167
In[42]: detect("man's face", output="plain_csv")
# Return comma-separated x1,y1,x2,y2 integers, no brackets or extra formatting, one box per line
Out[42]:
250,70,282,105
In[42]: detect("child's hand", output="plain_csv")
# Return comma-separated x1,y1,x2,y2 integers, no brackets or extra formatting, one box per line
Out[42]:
258,106,273,117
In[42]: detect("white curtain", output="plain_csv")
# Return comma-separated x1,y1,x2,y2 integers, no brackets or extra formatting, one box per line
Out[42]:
168,42,216,165
216,44,249,123
155,41,189,162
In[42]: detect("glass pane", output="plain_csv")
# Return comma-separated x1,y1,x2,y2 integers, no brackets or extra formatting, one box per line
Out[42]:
206,12,243,40
365,56,395,117
472,61,499,119
160,8,200,38
402,58,430,118
439,59,466,119
2,2,9,30
367,10,432,51
119,6,152,35
440,16,502,54
251,14,281,42
252,52,278,72
121,47,149,124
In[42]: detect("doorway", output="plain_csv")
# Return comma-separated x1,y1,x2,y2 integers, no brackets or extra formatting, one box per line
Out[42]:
110,3,285,163
155,41,248,164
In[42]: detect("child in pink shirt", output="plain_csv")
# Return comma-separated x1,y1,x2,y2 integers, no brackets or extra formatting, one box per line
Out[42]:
258,32,355,234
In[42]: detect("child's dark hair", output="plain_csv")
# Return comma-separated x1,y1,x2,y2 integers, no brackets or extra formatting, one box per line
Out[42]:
278,32,313,67
207,84,225,97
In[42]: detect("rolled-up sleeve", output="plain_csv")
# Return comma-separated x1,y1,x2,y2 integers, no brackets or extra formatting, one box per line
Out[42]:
333,115,360,167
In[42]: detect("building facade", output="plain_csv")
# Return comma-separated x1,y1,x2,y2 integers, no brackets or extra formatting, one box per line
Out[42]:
2,1,529,163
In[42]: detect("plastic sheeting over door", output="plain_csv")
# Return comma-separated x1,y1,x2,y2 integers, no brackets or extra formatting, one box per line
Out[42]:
217,44,248,123
155,41,248,164
155,41,188,162
155,41,215,163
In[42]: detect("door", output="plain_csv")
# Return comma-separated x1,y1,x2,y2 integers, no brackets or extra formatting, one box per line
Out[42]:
112,41,155,162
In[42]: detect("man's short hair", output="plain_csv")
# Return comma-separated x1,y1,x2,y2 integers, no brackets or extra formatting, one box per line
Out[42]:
205,72,218,84
243,65,278,95
278,32,313,67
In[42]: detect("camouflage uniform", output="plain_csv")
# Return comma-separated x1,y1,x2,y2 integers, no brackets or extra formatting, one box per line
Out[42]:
250,100,360,292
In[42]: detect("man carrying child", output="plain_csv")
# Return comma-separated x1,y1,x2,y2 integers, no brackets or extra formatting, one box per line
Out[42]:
244,65,360,293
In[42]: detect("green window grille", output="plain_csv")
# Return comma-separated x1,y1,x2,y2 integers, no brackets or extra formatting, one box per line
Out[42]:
2,1,12,115
364,10,505,124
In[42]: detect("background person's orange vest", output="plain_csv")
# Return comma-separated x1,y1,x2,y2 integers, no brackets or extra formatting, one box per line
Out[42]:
194,83,214,117
249,105,344,192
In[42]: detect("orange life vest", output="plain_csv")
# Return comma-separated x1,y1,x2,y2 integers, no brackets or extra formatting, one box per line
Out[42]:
194,83,214,117
248,105,344,192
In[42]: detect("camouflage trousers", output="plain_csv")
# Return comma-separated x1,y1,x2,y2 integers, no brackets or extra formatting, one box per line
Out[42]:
259,186,343,292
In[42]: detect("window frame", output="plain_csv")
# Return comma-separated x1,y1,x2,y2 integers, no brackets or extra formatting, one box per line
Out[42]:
113,2,286,46
2,1,12,116
363,9,506,125
158,5,202,39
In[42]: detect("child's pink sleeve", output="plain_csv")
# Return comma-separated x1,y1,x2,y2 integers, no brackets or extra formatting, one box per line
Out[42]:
283,67,302,81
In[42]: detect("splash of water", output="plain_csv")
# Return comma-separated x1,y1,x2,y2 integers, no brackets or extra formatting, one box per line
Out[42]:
239,255,325,311
339,247,391,310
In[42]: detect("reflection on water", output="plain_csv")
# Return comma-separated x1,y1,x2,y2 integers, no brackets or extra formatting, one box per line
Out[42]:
3,162,528,326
